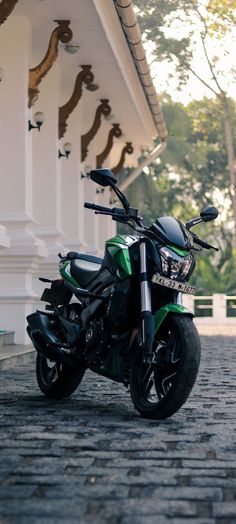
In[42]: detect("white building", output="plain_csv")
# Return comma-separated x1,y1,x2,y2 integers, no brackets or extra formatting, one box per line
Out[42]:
0,0,167,343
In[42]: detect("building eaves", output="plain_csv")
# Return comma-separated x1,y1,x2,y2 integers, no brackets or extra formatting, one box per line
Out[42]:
114,0,168,142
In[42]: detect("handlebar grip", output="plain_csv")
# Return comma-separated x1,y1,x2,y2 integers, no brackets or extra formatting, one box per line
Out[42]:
84,202,94,209
84,201,111,213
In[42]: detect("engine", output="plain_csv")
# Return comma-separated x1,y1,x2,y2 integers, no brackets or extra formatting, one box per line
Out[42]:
84,319,107,364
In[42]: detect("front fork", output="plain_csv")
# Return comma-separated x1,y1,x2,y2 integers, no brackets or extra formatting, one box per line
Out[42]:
140,240,154,364
176,292,183,305
139,243,185,363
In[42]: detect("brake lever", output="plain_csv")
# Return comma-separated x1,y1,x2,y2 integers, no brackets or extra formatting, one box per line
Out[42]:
208,244,219,251
192,233,219,251
199,239,219,251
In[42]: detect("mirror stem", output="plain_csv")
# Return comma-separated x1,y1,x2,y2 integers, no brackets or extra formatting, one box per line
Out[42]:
185,217,203,230
112,184,130,212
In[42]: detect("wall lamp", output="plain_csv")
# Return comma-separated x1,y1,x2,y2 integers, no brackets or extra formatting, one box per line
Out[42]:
58,142,73,159
64,43,80,54
28,111,44,131
80,165,91,179
86,83,99,92
104,113,114,122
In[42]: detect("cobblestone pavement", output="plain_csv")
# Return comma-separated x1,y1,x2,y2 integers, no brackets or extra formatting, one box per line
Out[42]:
0,335,236,524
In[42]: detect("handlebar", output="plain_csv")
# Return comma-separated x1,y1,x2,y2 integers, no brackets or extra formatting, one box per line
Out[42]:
84,202,218,249
84,202,140,221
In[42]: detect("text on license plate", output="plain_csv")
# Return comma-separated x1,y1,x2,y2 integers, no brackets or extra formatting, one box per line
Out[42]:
152,274,196,294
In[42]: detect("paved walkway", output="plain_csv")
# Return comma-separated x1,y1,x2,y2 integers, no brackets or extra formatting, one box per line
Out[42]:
0,333,236,524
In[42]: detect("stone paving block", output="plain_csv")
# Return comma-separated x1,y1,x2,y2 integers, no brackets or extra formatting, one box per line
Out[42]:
182,459,236,469
0,440,51,449
213,502,236,518
34,483,130,500
170,520,216,524
151,486,223,501
0,448,64,458
0,498,88,518
16,432,78,441
121,517,169,524
190,477,236,488
2,473,86,486
94,470,179,486
107,458,172,468
0,485,37,499
101,498,197,518
0,471,9,483
7,520,82,524
1,334,236,521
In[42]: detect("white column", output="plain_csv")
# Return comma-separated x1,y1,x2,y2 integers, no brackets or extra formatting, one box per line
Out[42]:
60,104,87,254
0,16,46,343
32,65,65,290
82,154,100,255
96,188,115,256
0,226,10,251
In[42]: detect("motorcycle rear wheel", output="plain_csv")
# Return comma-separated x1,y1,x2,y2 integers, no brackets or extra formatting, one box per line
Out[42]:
130,314,201,419
36,353,86,399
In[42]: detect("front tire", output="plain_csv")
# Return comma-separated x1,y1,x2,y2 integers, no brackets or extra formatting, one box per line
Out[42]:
130,314,201,419
36,354,86,399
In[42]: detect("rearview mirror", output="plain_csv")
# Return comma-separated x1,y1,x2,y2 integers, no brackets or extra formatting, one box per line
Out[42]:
90,168,117,187
200,205,219,222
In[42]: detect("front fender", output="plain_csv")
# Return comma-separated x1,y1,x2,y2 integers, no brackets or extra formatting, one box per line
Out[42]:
154,304,194,332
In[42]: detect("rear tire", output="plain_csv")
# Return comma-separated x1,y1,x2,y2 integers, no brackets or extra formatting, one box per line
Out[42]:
130,314,201,419
36,353,86,399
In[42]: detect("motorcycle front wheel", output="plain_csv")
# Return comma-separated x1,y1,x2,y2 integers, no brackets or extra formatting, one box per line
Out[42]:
130,314,201,419
36,354,86,399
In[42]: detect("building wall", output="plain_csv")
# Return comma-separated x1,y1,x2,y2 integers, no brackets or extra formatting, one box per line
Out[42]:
0,15,117,342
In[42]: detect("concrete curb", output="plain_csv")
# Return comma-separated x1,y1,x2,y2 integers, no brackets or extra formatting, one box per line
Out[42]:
0,345,35,370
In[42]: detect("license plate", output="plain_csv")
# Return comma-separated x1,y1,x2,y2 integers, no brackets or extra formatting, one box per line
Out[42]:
152,273,196,294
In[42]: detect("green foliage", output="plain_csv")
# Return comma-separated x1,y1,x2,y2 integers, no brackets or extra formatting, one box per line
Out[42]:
121,95,236,222
129,1,236,294
118,95,236,294
207,0,236,33
191,249,236,294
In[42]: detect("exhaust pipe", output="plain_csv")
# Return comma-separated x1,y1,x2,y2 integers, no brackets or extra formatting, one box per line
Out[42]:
27,312,78,366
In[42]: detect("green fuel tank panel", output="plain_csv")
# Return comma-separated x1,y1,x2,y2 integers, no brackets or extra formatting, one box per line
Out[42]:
106,235,137,279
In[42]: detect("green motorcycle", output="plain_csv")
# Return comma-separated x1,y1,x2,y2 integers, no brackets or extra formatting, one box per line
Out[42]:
27,168,219,419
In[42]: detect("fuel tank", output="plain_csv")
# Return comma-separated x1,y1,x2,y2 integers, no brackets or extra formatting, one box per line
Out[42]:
106,235,139,279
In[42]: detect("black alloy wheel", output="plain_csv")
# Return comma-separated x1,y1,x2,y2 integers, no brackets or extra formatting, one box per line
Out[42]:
130,314,201,419
36,353,86,399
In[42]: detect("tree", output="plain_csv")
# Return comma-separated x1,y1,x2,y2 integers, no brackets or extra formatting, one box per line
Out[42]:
119,95,236,293
134,0,236,245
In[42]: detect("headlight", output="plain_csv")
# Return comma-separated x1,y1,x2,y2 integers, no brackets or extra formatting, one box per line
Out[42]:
159,246,194,281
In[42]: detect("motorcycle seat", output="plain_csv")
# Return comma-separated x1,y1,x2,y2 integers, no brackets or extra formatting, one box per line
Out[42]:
70,254,102,288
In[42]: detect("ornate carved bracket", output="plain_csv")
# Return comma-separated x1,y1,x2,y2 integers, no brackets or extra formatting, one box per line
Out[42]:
96,123,122,168
81,99,111,162
112,142,134,175
58,65,94,139
28,20,73,108
0,0,19,26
